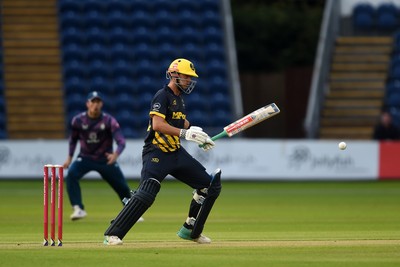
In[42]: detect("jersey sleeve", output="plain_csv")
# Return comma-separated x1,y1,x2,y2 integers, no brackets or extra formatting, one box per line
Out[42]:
149,91,168,119
68,116,79,157
110,116,126,155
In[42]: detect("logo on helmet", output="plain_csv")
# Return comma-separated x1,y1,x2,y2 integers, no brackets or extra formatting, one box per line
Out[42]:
190,63,195,71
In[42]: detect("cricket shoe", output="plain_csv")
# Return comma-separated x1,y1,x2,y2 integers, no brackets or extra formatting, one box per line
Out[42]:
70,205,87,221
137,217,144,222
104,235,123,245
177,226,211,244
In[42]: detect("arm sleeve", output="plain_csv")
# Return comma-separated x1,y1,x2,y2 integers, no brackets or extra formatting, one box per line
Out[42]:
111,117,126,155
68,117,79,157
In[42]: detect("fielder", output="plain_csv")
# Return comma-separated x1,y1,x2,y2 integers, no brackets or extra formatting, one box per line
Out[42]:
104,58,221,245
63,91,143,222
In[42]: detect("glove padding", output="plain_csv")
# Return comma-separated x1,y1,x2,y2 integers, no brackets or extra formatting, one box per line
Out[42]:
180,127,214,150
201,137,215,151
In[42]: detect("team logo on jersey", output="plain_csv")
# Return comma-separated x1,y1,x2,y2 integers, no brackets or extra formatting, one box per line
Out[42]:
172,112,186,120
172,99,177,106
87,132,100,143
100,123,105,130
82,124,88,130
153,103,161,111
151,157,159,163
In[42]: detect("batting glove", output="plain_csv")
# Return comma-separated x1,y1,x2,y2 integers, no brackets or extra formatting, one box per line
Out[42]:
201,137,215,151
180,126,210,145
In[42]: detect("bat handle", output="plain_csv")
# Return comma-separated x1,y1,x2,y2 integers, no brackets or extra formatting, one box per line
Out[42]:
198,131,228,148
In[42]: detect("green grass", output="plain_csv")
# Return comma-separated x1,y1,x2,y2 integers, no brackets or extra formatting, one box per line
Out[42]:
0,180,399,267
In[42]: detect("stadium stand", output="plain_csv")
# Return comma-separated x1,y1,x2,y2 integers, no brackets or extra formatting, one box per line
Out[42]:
58,0,232,138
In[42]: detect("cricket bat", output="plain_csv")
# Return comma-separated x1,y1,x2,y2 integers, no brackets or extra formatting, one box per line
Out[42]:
200,103,280,146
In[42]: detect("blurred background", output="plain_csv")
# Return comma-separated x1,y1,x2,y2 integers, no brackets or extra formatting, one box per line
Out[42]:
1,0,400,180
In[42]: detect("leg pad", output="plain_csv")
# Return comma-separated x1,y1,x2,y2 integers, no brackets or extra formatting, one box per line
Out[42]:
104,178,160,239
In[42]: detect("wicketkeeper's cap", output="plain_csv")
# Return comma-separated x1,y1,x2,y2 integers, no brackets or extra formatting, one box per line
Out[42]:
87,91,103,101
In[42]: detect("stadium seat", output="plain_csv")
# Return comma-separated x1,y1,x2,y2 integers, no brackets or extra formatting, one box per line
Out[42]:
178,9,201,28
203,26,223,44
63,60,87,79
109,43,134,61
352,2,376,30
61,27,85,46
211,109,232,127
83,10,106,28
204,42,225,61
132,43,157,61
182,43,204,63
86,26,108,45
209,75,229,94
88,76,113,95
385,79,400,96
62,43,86,62
121,126,140,139
130,10,153,28
136,92,153,111
113,76,138,95
107,10,131,29
153,0,177,13
201,10,221,28
64,76,88,94
115,109,135,128
108,27,132,45
114,93,135,110
385,92,400,108
211,93,231,111
185,93,208,110
181,26,203,44
59,10,83,29
131,0,152,12
66,93,87,110
111,59,135,78
58,0,82,13
107,0,130,13
208,60,227,77
132,27,153,43
83,0,105,13
86,43,108,61
88,59,110,77
376,3,399,31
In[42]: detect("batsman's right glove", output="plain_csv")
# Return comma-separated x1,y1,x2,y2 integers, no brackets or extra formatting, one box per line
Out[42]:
180,126,212,146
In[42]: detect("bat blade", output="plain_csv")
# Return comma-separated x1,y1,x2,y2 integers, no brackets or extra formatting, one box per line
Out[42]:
224,103,280,137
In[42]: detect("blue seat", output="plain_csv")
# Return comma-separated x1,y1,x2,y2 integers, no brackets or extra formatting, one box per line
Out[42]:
109,43,134,60
386,79,400,95
0,129,7,139
201,10,221,28
185,93,208,110
58,0,82,13
83,0,105,13
394,31,400,50
59,10,83,29
121,126,140,139
201,0,220,12
178,9,201,28
135,92,153,111
86,26,108,45
136,111,150,129
390,62,400,79
132,27,153,43
131,0,152,12
352,3,375,30
114,93,135,110
64,76,88,94
385,92,400,107
132,42,157,61
113,76,138,94
133,60,156,77
376,3,399,30
175,0,201,11
204,42,225,60
115,109,135,128
211,109,232,127
187,110,208,126
158,43,180,61
389,107,400,128
66,93,86,110
107,10,131,29
83,10,106,28
107,0,130,13
208,60,227,77
155,10,175,27
62,43,85,62
88,76,113,95
86,43,109,61
130,10,153,28
88,60,110,77
209,75,228,94
108,27,132,45
0,97,5,113
111,59,135,78
203,26,223,44
155,26,176,43
153,0,177,12
63,60,87,79
181,26,203,44
61,27,85,46
182,43,203,63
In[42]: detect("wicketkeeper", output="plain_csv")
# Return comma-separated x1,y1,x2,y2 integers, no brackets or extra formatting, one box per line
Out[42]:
104,58,221,245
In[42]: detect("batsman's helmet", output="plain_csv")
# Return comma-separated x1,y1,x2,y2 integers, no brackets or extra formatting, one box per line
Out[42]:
166,58,198,94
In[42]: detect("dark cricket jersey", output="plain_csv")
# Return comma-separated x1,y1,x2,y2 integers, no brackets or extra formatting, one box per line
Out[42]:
143,85,186,153
68,112,126,162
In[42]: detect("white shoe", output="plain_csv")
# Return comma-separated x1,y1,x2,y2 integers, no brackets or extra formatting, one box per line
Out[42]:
104,235,123,245
70,205,87,221
194,234,211,244
137,217,144,222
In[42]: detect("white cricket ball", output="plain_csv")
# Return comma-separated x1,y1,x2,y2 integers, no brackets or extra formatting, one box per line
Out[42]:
338,142,347,150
